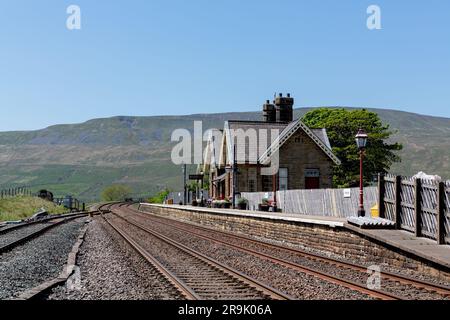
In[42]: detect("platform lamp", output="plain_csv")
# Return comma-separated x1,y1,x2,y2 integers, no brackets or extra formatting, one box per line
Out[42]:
355,129,368,217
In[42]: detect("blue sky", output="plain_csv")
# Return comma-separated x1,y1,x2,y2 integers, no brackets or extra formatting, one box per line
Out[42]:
0,0,449,131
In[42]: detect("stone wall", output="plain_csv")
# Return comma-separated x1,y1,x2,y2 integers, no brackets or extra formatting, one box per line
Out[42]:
279,129,333,189
140,204,450,282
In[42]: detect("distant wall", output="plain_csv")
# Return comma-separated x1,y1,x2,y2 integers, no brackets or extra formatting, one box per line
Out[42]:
241,187,378,218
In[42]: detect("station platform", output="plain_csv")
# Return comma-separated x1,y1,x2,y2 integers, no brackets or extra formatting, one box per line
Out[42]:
139,204,450,271
345,225,450,269
141,204,346,228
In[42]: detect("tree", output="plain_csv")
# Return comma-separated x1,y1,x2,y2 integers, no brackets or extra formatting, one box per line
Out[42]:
302,108,403,187
101,184,132,201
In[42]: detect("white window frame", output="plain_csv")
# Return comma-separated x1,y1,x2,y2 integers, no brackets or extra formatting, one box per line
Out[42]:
279,168,288,191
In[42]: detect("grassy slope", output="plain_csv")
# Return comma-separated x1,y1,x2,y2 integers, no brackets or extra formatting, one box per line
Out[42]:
0,107,448,201
0,196,68,222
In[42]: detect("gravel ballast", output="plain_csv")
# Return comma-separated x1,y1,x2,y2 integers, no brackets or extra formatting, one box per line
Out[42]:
0,223,54,248
0,218,87,299
47,217,182,300
112,211,372,300
119,208,450,300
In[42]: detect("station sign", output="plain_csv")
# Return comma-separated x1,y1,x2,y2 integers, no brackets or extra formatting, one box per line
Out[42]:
189,174,204,180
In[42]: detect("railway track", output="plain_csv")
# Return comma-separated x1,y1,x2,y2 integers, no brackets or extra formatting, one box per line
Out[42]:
119,204,450,300
0,211,92,300
0,213,88,254
102,209,292,300
0,211,88,236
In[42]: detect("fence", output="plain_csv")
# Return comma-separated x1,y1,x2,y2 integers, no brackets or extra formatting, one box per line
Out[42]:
241,187,378,218
166,190,208,205
380,174,450,245
0,186,32,199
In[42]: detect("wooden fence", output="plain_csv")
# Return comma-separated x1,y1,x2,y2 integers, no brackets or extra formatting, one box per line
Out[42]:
241,187,378,218
0,186,32,199
379,174,450,245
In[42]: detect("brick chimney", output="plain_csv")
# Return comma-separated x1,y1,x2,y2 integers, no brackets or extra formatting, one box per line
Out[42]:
263,100,276,122
274,93,294,123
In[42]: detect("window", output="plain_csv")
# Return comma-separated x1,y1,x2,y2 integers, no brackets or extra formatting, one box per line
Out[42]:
279,168,288,191
247,168,257,192
262,175,272,192
248,180,256,192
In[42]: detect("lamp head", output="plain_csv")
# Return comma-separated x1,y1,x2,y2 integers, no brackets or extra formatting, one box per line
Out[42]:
355,128,368,149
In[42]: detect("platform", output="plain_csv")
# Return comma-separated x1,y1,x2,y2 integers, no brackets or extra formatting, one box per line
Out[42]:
345,225,450,269
141,204,346,228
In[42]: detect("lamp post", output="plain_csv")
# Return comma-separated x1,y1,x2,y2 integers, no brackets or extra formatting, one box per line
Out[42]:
225,144,238,209
355,129,368,217
182,163,187,205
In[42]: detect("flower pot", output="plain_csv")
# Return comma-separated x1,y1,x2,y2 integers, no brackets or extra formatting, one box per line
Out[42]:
238,203,247,210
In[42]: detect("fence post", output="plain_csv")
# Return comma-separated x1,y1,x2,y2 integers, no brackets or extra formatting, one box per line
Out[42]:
437,182,445,245
395,175,402,229
378,173,385,219
414,178,422,237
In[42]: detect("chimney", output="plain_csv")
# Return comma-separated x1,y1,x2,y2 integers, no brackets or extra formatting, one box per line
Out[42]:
275,93,294,123
263,100,276,122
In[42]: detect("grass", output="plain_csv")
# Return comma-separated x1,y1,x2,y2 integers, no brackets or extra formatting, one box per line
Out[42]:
0,196,69,222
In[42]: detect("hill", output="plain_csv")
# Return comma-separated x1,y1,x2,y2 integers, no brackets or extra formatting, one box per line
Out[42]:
0,107,448,201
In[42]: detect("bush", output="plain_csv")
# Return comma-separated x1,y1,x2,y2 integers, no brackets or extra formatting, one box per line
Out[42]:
237,197,248,205
148,189,171,204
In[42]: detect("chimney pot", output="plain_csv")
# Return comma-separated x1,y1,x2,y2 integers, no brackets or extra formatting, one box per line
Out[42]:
287,93,291,98
279,93,283,97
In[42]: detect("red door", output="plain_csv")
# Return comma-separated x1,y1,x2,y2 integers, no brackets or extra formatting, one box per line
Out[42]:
305,177,320,189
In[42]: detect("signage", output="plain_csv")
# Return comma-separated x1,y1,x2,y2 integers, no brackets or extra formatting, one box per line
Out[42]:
343,189,352,198
189,174,204,180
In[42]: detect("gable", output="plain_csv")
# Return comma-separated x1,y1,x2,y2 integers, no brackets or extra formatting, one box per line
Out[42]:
259,119,341,166
279,129,333,164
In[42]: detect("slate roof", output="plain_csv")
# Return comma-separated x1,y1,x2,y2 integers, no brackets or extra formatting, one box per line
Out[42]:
222,119,340,165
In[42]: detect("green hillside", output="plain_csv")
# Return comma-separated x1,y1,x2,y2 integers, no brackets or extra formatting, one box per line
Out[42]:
0,107,448,201
0,196,68,222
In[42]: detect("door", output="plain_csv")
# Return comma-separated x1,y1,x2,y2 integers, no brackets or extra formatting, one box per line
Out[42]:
305,177,320,189
304,169,320,189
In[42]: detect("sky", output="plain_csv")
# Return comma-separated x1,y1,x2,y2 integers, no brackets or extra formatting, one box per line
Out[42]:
0,0,449,131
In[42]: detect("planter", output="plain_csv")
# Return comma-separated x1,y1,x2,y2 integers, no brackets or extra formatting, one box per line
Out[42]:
223,203,231,209
258,204,270,212
237,202,247,210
